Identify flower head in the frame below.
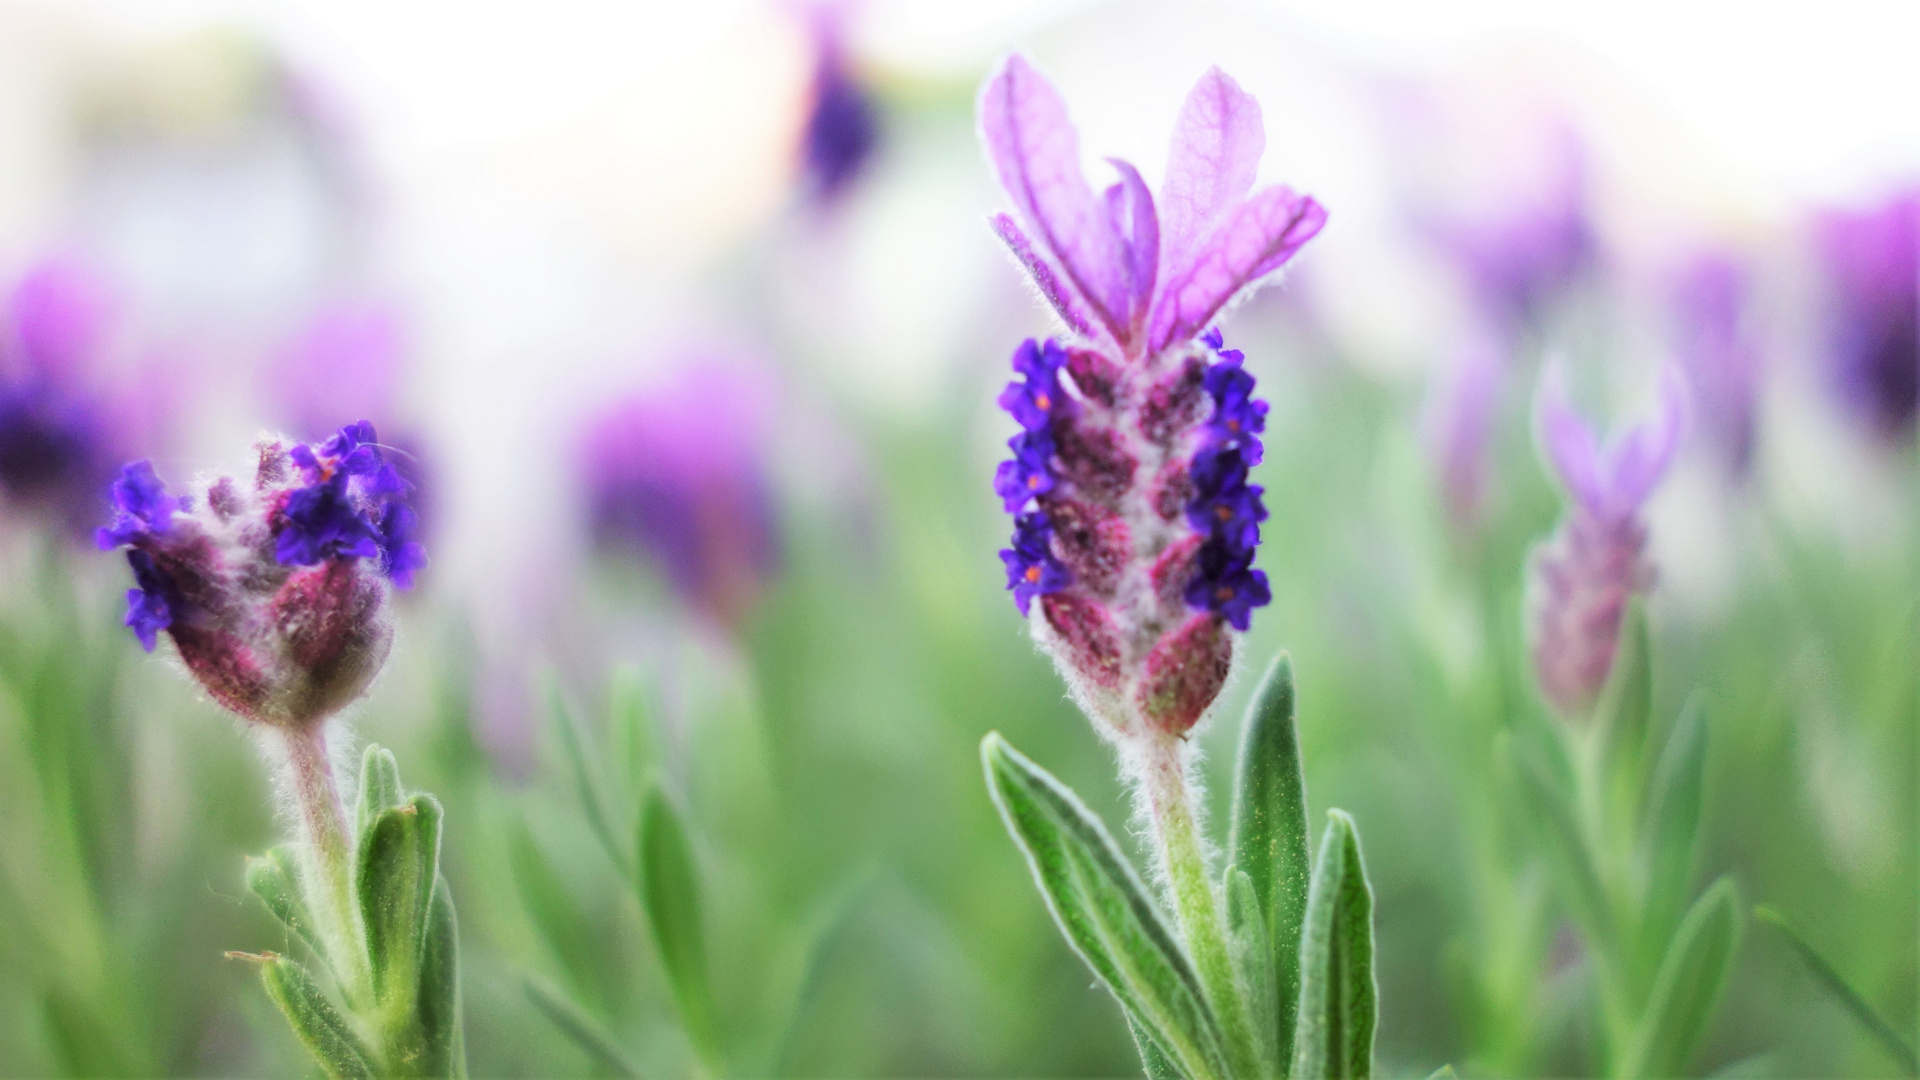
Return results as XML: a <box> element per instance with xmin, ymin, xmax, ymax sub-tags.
<box><xmin>1528</xmin><ymin>370</ymin><xmax>1683</xmax><ymax>715</ymax></box>
<box><xmin>1812</xmin><ymin>189</ymin><xmax>1917</xmax><ymax>443</ymax></box>
<box><xmin>979</xmin><ymin>57</ymin><xmax>1320</xmax><ymax>741</ymax></box>
<box><xmin>96</xmin><ymin>421</ymin><xmax>424</xmax><ymax>728</ymax></box>
<box><xmin>797</xmin><ymin>3</ymin><xmax>880</xmax><ymax>203</ymax></box>
<box><xmin>0</xmin><ymin>259</ymin><xmax>122</xmax><ymax>527</ymax></box>
<box><xmin>1672</xmin><ymin>252</ymin><xmax>1761</xmax><ymax>476</ymax></box>
<box><xmin>580</xmin><ymin>359</ymin><xmax>782</xmax><ymax>631</ymax></box>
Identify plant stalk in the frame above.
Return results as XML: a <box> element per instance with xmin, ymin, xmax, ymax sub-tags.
<box><xmin>1139</xmin><ymin>733</ymin><xmax>1264</xmax><ymax>1079</ymax></box>
<box><xmin>281</xmin><ymin>725</ymin><xmax>368</xmax><ymax>1001</ymax></box>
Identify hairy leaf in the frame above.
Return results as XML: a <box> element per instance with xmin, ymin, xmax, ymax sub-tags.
<box><xmin>254</xmin><ymin>953</ymin><xmax>376</xmax><ymax>1080</ymax></box>
<box><xmin>356</xmin><ymin>745</ymin><xmax>406</xmax><ymax>839</ymax></box>
<box><xmin>358</xmin><ymin>795</ymin><xmax>443</xmax><ymax>1008</ymax></box>
<box><xmin>1291</xmin><ymin>811</ymin><xmax>1376</xmax><ymax>1080</ymax></box>
<box><xmin>1225</xmin><ymin>863</ymin><xmax>1280</xmax><ymax>1076</ymax></box>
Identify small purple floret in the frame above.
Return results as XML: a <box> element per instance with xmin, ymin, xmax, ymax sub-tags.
<box><xmin>96</xmin><ymin>460</ymin><xmax>178</xmax><ymax>549</ymax></box>
<box><xmin>272</xmin><ymin>420</ymin><xmax>423</xmax><ymax>585</ymax></box>
<box><xmin>1001</xmin><ymin>512</ymin><xmax>1071</xmax><ymax>616</ymax></box>
<box><xmin>1181</xmin><ymin>329</ymin><xmax>1271</xmax><ymax>626</ymax></box>
<box><xmin>123</xmin><ymin>548</ymin><xmax>175</xmax><ymax>652</ymax></box>
<box><xmin>378</xmin><ymin>502</ymin><xmax>426</xmax><ymax>590</ymax></box>
<box><xmin>1183</xmin><ymin>537</ymin><xmax>1271</xmax><ymax>632</ymax></box>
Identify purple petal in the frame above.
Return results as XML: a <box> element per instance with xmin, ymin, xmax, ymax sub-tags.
<box><xmin>1149</xmin><ymin>186</ymin><xmax>1327</xmax><ymax>351</ymax></box>
<box><xmin>1535</xmin><ymin>370</ymin><xmax>1605</xmax><ymax>511</ymax></box>
<box><xmin>978</xmin><ymin>55</ymin><xmax>1129</xmax><ymax>340</ymax></box>
<box><xmin>10</xmin><ymin>258</ymin><xmax>110</xmax><ymax>377</ymax></box>
<box><xmin>989</xmin><ymin>213</ymin><xmax>1093</xmax><ymax>337</ymax></box>
<box><xmin>1104</xmin><ymin>158</ymin><xmax>1160</xmax><ymax>327</ymax></box>
<box><xmin>1159</xmin><ymin>66</ymin><xmax>1265</xmax><ymax>276</ymax></box>
<box><xmin>1605</xmin><ymin>368</ymin><xmax>1686</xmax><ymax>509</ymax></box>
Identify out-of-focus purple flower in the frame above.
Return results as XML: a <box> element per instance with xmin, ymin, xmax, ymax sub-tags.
<box><xmin>1672</xmin><ymin>252</ymin><xmax>1761</xmax><ymax>475</ymax></box>
<box><xmin>1528</xmin><ymin>370</ymin><xmax>1684</xmax><ymax>716</ymax></box>
<box><xmin>0</xmin><ymin>259</ymin><xmax>119</xmax><ymax>524</ymax></box>
<box><xmin>1424</xmin><ymin>338</ymin><xmax>1503</xmax><ymax>533</ymax></box>
<box><xmin>1812</xmin><ymin>189</ymin><xmax>1918</xmax><ymax>442</ymax></box>
<box><xmin>580</xmin><ymin>360</ymin><xmax>782</xmax><ymax>632</ymax></box>
<box><xmin>96</xmin><ymin>422</ymin><xmax>423</xmax><ymax>726</ymax></box>
<box><xmin>797</xmin><ymin>4</ymin><xmax>880</xmax><ymax>204</ymax></box>
<box><xmin>980</xmin><ymin>58</ymin><xmax>1320</xmax><ymax>740</ymax></box>
<box><xmin>1436</xmin><ymin>134</ymin><xmax>1592</xmax><ymax>332</ymax></box>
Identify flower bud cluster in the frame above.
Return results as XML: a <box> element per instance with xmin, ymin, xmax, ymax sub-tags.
<box><xmin>996</xmin><ymin>330</ymin><xmax>1272</xmax><ymax>739</ymax></box>
<box><xmin>96</xmin><ymin>421</ymin><xmax>424</xmax><ymax>728</ymax></box>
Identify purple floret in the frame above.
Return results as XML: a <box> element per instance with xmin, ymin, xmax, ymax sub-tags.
<box><xmin>96</xmin><ymin>460</ymin><xmax>178</xmax><ymax>549</ymax></box>
<box><xmin>276</xmin><ymin>471</ymin><xmax>382</xmax><ymax>566</ymax></box>
<box><xmin>1001</xmin><ymin>511</ymin><xmax>1071</xmax><ymax>616</ymax></box>
<box><xmin>378</xmin><ymin>502</ymin><xmax>427</xmax><ymax>589</ymax></box>
<box><xmin>998</xmin><ymin>338</ymin><xmax>1072</xmax><ymax>432</ymax></box>
<box><xmin>123</xmin><ymin>548</ymin><xmax>176</xmax><ymax>651</ymax></box>
<box><xmin>994</xmin><ymin>430</ymin><xmax>1057</xmax><ymax>513</ymax></box>
<box><xmin>1184</xmin><ymin>537</ymin><xmax>1271</xmax><ymax>631</ymax></box>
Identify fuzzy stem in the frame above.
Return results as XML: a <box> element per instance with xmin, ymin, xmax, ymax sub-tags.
<box><xmin>282</xmin><ymin>726</ymin><xmax>368</xmax><ymax>1002</ymax></box>
<box><xmin>1139</xmin><ymin>734</ymin><xmax>1264</xmax><ymax>1079</ymax></box>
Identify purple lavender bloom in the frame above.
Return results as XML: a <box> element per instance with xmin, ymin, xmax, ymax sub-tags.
<box><xmin>1423</xmin><ymin>337</ymin><xmax>1503</xmax><ymax>533</ymax></box>
<box><xmin>580</xmin><ymin>359</ymin><xmax>783</xmax><ymax>631</ymax></box>
<box><xmin>0</xmin><ymin>260</ymin><xmax>119</xmax><ymax>522</ymax></box>
<box><xmin>798</xmin><ymin>5</ymin><xmax>879</xmax><ymax>204</ymax></box>
<box><xmin>96</xmin><ymin>427</ymin><xmax>421</xmax><ymax>726</ymax></box>
<box><xmin>1001</xmin><ymin>512</ymin><xmax>1071</xmax><ymax>616</ymax></box>
<box><xmin>980</xmin><ymin>58</ymin><xmax>1320</xmax><ymax>739</ymax></box>
<box><xmin>1672</xmin><ymin>253</ymin><xmax>1761</xmax><ymax>475</ymax></box>
<box><xmin>1529</xmin><ymin>370</ymin><xmax>1684</xmax><ymax>716</ymax></box>
<box><xmin>1812</xmin><ymin>189</ymin><xmax>1918</xmax><ymax>442</ymax></box>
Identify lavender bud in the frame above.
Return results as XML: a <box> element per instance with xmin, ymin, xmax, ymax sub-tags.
<box><xmin>97</xmin><ymin>422</ymin><xmax>424</xmax><ymax>729</ymax></box>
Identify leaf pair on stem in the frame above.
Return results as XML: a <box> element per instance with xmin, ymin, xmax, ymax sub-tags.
<box><xmin>985</xmin><ymin>653</ymin><xmax>1379</xmax><ymax>1079</ymax></box>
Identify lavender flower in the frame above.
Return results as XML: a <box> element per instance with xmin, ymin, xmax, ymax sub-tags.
<box><xmin>580</xmin><ymin>360</ymin><xmax>782</xmax><ymax>631</ymax></box>
<box><xmin>797</xmin><ymin>3</ymin><xmax>879</xmax><ymax>204</ymax></box>
<box><xmin>1528</xmin><ymin>371</ymin><xmax>1683</xmax><ymax>716</ymax></box>
<box><xmin>1812</xmin><ymin>189</ymin><xmax>1918</xmax><ymax>442</ymax></box>
<box><xmin>1423</xmin><ymin>337</ymin><xmax>1503</xmax><ymax>532</ymax></box>
<box><xmin>981</xmin><ymin>57</ymin><xmax>1324</xmax><ymax>739</ymax></box>
<box><xmin>1672</xmin><ymin>252</ymin><xmax>1761</xmax><ymax>476</ymax></box>
<box><xmin>95</xmin><ymin>421</ymin><xmax>423</xmax><ymax>727</ymax></box>
<box><xmin>0</xmin><ymin>259</ymin><xmax>117</xmax><ymax>524</ymax></box>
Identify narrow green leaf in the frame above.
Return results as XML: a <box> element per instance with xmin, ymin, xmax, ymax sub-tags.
<box><xmin>507</xmin><ymin>816</ymin><xmax>606</xmax><ymax>1000</ymax></box>
<box><xmin>415</xmin><ymin>876</ymin><xmax>468</xmax><ymax>1079</ymax></box>
<box><xmin>1597</xmin><ymin>599</ymin><xmax>1652</xmax><ymax>797</ymax></box>
<box><xmin>549</xmin><ymin>677</ymin><xmax>632</xmax><ymax>881</ymax></box>
<box><xmin>357</xmin><ymin>745</ymin><xmax>406</xmax><ymax>838</ymax></box>
<box><xmin>1290</xmin><ymin>810</ymin><xmax>1376</xmax><ymax>1080</ymax></box>
<box><xmin>982</xmin><ymin>733</ymin><xmax>1229</xmax><ymax>1080</ymax></box>
<box><xmin>1508</xmin><ymin>735</ymin><xmax>1615</xmax><ymax>948</ymax></box>
<box><xmin>1755</xmin><ymin>906</ymin><xmax>1919</xmax><ymax>1076</ymax></box>
<box><xmin>637</xmin><ymin>786</ymin><xmax>717</xmax><ymax>1057</ymax></box>
<box><xmin>247</xmin><ymin>845</ymin><xmax>330</xmax><ymax>966</ymax></box>
<box><xmin>1227</xmin><ymin>651</ymin><xmax>1311</xmax><ymax>1066</ymax></box>
<box><xmin>1128</xmin><ymin>1014</ymin><xmax>1188</xmax><ymax>1080</ymax></box>
<box><xmin>1639</xmin><ymin>696</ymin><xmax>1707</xmax><ymax>955</ymax></box>
<box><xmin>357</xmin><ymin>795</ymin><xmax>443</xmax><ymax>1007</ymax></box>
<box><xmin>526</xmin><ymin>975</ymin><xmax>643</xmax><ymax>1079</ymax></box>
<box><xmin>1625</xmin><ymin>877</ymin><xmax>1742</xmax><ymax>1079</ymax></box>
<box><xmin>1225</xmin><ymin>864</ymin><xmax>1280</xmax><ymax>1077</ymax></box>
<box><xmin>252</xmin><ymin>952</ymin><xmax>377</xmax><ymax>1080</ymax></box>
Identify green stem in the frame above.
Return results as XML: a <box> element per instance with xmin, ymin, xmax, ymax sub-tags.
<box><xmin>1139</xmin><ymin>734</ymin><xmax>1264</xmax><ymax>1079</ymax></box>
<box><xmin>282</xmin><ymin>725</ymin><xmax>368</xmax><ymax>1003</ymax></box>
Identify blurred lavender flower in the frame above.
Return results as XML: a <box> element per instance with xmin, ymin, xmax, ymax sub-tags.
<box><xmin>95</xmin><ymin>421</ymin><xmax>422</xmax><ymax>726</ymax></box>
<box><xmin>980</xmin><ymin>57</ymin><xmax>1323</xmax><ymax>740</ymax></box>
<box><xmin>0</xmin><ymin>259</ymin><xmax>120</xmax><ymax>530</ymax></box>
<box><xmin>1812</xmin><ymin>189</ymin><xmax>1918</xmax><ymax>442</ymax></box>
<box><xmin>1672</xmin><ymin>252</ymin><xmax>1761</xmax><ymax>476</ymax></box>
<box><xmin>1423</xmin><ymin>336</ymin><xmax>1503</xmax><ymax>532</ymax></box>
<box><xmin>270</xmin><ymin>301</ymin><xmax>436</xmax><ymax>539</ymax></box>
<box><xmin>1528</xmin><ymin>370</ymin><xmax>1684</xmax><ymax>716</ymax></box>
<box><xmin>580</xmin><ymin>360</ymin><xmax>782</xmax><ymax>632</ymax></box>
<box><xmin>1436</xmin><ymin>129</ymin><xmax>1592</xmax><ymax>333</ymax></box>
<box><xmin>796</xmin><ymin>3</ymin><xmax>879</xmax><ymax>205</ymax></box>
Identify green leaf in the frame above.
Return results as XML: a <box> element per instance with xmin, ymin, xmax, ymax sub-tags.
<box><xmin>1290</xmin><ymin>810</ymin><xmax>1376</xmax><ymax>1080</ymax></box>
<box><xmin>1624</xmin><ymin>877</ymin><xmax>1742</xmax><ymax>1079</ymax></box>
<box><xmin>1227</xmin><ymin>651</ymin><xmax>1311</xmax><ymax>1066</ymax></box>
<box><xmin>1597</xmin><ymin>599</ymin><xmax>1652</xmax><ymax>798</ymax></box>
<box><xmin>1639</xmin><ymin>696</ymin><xmax>1707</xmax><ymax>958</ymax></box>
<box><xmin>1128</xmin><ymin>1015</ymin><xmax>1187</xmax><ymax>1080</ymax></box>
<box><xmin>1755</xmin><ymin>905</ymin><xmax>1919</xmax><ymax>1076</ymax></box>
<box><xmin>982</xmin><ymin>733</ymin><xmax>1228</xmax><ymax>1080</ymax></box>
<box><xmin>252</xmin><ymin>952</ymin><xmax>377</xmax><ymax>1080</ymax></box>
<box><xmin>247</xmin><ymin>845</ymin><xmax>334</xmax><ymax>972</ymax></box>
<box><xmin>1225</xmin><ymin>864</ymin><xmax>1280</xmax><ymax>1077</ymax></box>
<box><xmin>637</xmin><ymin>786</ymin><xmax>718</xmax><ymax>1058</ymax></box>
<box><xmin>415</xmin><ymin>875</ymin><xmax>467</xmax><ymax>1079</ymax></box>
<box><xmin>550</xmin><ymin>678</ymin><xmax>632</xmax><ymax>882</ymax></box>
<box><xmin>526</xmin><ymin>975</ymin><xmax>644</xmax><ymax>1079</ymax></box>
<box><xmin>357</xmin><ymin>794</ymin><xmax>444</xmax><ymax>1008</ymax></box>
<box><xmin>1425</xmin><ymin>1068</ymin><xmax>1458</xmax><ymax>1080</ymax></box>
<box><xmin>507</xmin><ymin>816</ymin><xmax>607</xmax><ymax>1002</ymax></box>
<box><xmin>357</xmin><ymin>745</ymin><xmax>407</xmax><ymax>838</ymax></box>
<box><xmin>1507</xmin><ymin>733</ymin><xmax>1615</xmax><ymax>948</ymax></box>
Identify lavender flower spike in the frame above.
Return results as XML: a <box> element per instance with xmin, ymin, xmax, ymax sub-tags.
<box><xmin>1529</xmin><ymin>368</ymin><xmax>1684</xmax><ymax>716</ymax></box>
<box><xmin>1812</xmin><ymin>188</ymin><xmax>1918</xmax><ymax>443</ymax></box>
<box><xmin>96</xmin><ymin>422</ymin><xmax>424</xmax><ymax>727</ymax></box>
<box><xmin>981</xmin><ymin>57</ymin><xmax>1324</xmax><ymax>742</ymax></box>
